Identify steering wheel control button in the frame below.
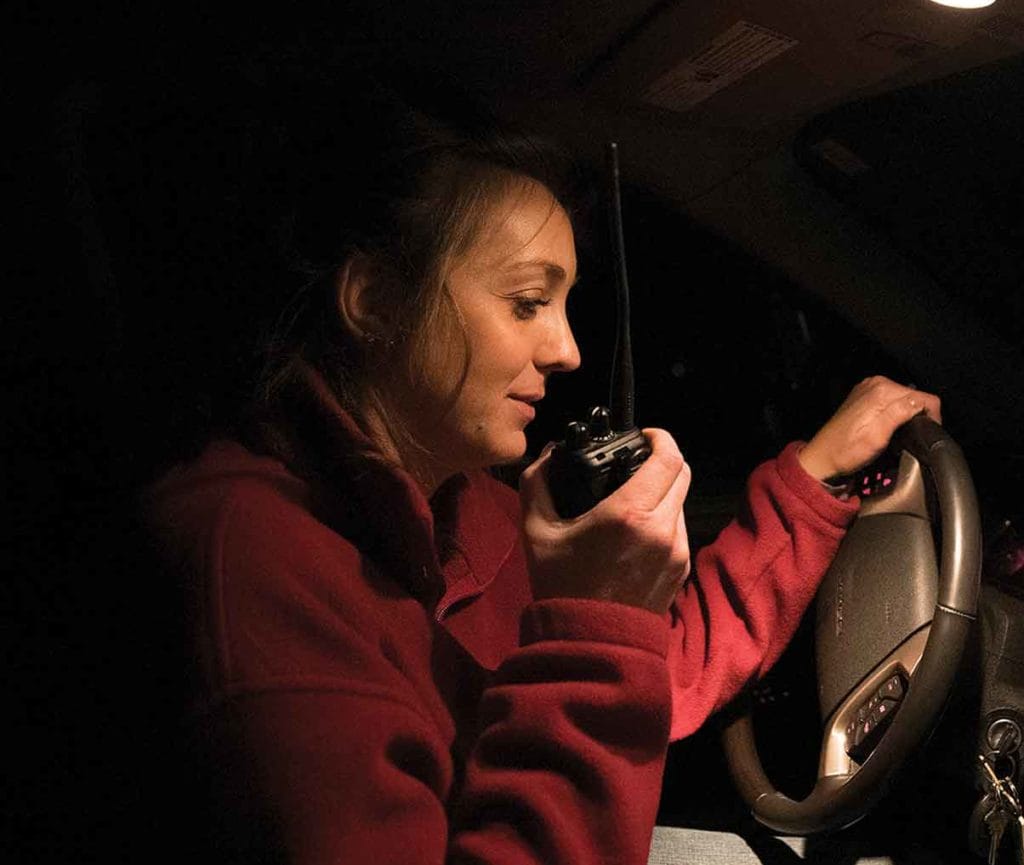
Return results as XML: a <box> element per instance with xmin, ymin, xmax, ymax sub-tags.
<box><xmin>845</xmin><ymin>672</ymin><xmax>908</xmax><ymax>762</ymax></box>
<box><xmin>849</xmin><ymin>708</ymin><xmax>890</xmax><ymax>762</ymax></box>
<box><xmin>879</xmin><ymin>674</ymin><xmax>905</xmax><ymax>700</ymax></box>
<box><xmin>856</xmin><ymin>455</ymin><xmax>900</xmax><ymax>499</ymax></box>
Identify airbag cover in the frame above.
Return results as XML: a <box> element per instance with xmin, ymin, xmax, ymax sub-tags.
<box><xmin>815</xmin><ymin>514</ymin><xmax>938</xmax><ymax>719</ymax></box>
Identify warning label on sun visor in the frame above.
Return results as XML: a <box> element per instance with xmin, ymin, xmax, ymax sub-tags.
<box><xmin>644</xmin><ymin>21</ymin><xmax>798</xmax><ymax>112</ymax></box>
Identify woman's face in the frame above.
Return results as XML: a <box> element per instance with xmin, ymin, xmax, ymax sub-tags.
<box><xmin>394</xmin><ymin>181</ymin><xmax>580</xmax><ymax>483</ymax></box>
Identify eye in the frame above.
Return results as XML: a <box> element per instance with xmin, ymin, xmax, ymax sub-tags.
<box><xmin>511</xmin><ymin>297</ymin><xmax>551</xmax><ymax>321</ymax></box>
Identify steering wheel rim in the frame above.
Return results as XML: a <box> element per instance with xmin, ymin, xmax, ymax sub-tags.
<box><xmin>722</xmin><ymin>416</ymin><xmax>982</xmax><ymax>834</ymax></box>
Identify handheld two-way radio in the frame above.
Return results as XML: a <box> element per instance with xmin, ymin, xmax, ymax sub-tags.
<box><xmin>547</xmin><ymin>142</ymin><xmax>651</xmax><ymax>519</ymax></box>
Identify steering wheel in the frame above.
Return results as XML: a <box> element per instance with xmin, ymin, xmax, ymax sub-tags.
<box><xmin>721</xmin><ymin>416</ymin><xmax>982</xmax><ymax>834</ymax></box>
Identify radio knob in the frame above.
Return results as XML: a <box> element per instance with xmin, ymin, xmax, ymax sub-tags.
<box><xmin>565</xmin><ymin>421</ymin><xmax>591</xmax><ymax>450</ymax></box>
<box><xmin>588</xmin><ymin>406</ymin><xmax>612</xmax><ymax>440</ymax></box>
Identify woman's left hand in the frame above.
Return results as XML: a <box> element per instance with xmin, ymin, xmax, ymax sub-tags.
<box><xmin>798</xmin><ymin>376</ymin><xmax>942</xmax><ymax>483</ymax></box>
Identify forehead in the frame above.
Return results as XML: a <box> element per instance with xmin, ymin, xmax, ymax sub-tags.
<box><xmin>460</xmin><ymin>180</ymin><xmax>576</xmax><ymax>274</ymax></box>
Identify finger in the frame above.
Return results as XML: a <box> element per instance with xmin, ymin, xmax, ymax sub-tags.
<box><xmin>649</xmin><ymin>451</ymin><xmax>692</xmax><ymax>523</ymax></box>
<box><xmin>881</xmin><ymin>393</ymin><xmax>925</xmax><ymax>432</ymax></box>
<box><xmin>653</xmin><ymin>510</ymin><xmax>692</xmax><ymax>602</ymax></box>
<box><xmin>870</xmin><ymin>378</ymin><xmax>939</xmax><ymax>419</ymax></box>
<box><xmin>915</xmin><ymin>391</ymin><xmax>942</xmax><ymax>423</ymax></box>
<box><xmin>887</xmin><ymin>380</ymin><xmax>940</xmax><ymax>423</ymax></box>
<box><xmin>882</xmin><ymin>389</ymin><xmax>941</xmax><ymax>431</ymax></box>
<box><xmin>674</xmin><ymin>508</ymin><xmax>691</xmax><ymax>581</ymax></box>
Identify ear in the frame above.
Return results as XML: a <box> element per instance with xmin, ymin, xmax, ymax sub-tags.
<box><xmin>335</xmin><ymin>254</ymin><xmax>389</xmax><ymax>341</ymax></box>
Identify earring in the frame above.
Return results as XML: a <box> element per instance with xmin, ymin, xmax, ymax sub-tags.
<box><xmin>364</xmin><ymin>331</ymin><xmax>396</xmax><ymax>349</ymax></box>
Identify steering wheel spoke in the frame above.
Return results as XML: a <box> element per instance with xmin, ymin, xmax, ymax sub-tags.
<box><xmin>820</xmin><ymin>627</ymin><xmax>929</xmax><ymax>778</ymax></box>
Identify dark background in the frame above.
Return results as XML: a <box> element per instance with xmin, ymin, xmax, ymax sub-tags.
<box><xmin>9</xmin><ymin>4</ymin><xmax>1024</xmax><ymax>861</ymax></box>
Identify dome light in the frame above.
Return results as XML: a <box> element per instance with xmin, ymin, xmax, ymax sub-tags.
<box><xmin>928</xmin><ymin>0</ymin><xmax>996</xmax><ymax>8</ymax></box>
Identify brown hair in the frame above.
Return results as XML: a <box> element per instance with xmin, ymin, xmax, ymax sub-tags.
<box><xmin>247</xmin><ymin>92</ymin><xmax>578</xmax><ymax>469</ymax></box>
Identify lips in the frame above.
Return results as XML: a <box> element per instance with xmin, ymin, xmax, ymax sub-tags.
<box><xmin>509</xmin><ymin>394</ymin><xmax>542</xmax><ymax>422</ymax></box>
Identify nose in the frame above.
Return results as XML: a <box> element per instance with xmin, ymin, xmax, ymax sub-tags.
<box><xmin>537</xmin><ymin>306</ymin><xmax>581</xmax><ymax>374</ymax></box>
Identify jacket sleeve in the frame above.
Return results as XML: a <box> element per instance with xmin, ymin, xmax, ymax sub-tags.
<box><xmin>451</xmin><ymin>599</ymin><xmax>671</xmax><ymax>865</ymax></box>
<box><xmin>188</xmin><ymin>490</ymin><xmax>674</xmax><ymax>865</ymax></box>
<box><xmin>666</xmin><ymin>442</ymin><xmax>859</xmax><ymax>740</ymax></box>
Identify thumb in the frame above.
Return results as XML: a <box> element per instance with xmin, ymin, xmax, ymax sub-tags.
<box><xmin>518</xmin><ymin>443</ymin><xmax>560</xmax><ymax>521</ymax></box>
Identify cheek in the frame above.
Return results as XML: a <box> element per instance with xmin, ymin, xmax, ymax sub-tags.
<box><xmin>408</xmin><ymin>319</ymin><xmax>471</xmax><ymax>402</ymax></box>
<box><xmin>421</xmin><ymin>305</ymin><xmax>534</xmax><ymax>426</ymax></box>
<box><xmin>468</xmin><ymin>335</ymin><xmax>529</xmax><ymax>398</ymax></box>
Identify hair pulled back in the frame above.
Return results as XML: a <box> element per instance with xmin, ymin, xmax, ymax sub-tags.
<box><xmin>245</xmin><ymin>84</ymin><xmax>579</xmax><ymax>459</ymax></box>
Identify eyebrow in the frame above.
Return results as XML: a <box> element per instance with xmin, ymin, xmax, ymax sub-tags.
<box><xmin>504</xmin><ymin>260</ymin><xmax>579</xmax><ymax>286</ymax></box>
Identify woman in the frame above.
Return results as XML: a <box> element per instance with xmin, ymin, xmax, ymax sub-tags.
<box><xmin>146</xmin><ymin>94</ymin><xmax>940</xmax><ymax>864</ymax></box>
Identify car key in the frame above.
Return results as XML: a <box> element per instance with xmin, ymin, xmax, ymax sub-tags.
<box><xmin>980</xmin><ymin>753</ymin><xmax>1024</xmax><ymax>864</ymax></box>
<box><xmin>985</xmin><ymin>799</ymin><xmax>1011</xmax><ymax>865</ymax></box>
<box><xmin>1002</xmin><ymin>778</ymin><xmax>1024</xmax><ymax>865</ymax></box>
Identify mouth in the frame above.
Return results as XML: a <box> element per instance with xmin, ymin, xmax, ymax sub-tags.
<box><xmin>508</xmin><ymin>394</ymin><xmax>542</xmax><ymax>421</ymax></box>
<box><xmin>509</xmin><ymin>393</ymin><xmax>544</xmax><ymax>405</ymax></box>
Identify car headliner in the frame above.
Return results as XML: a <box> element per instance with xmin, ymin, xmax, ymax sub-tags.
<box><xmin>28</xmin><ymin>1</ymin><xmax>1024</xmax><ymax>433</ymax></box>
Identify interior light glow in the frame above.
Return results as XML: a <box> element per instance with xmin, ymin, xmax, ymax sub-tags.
<box><xmin>928</xmin><ymin>0</ymin><xmax>996</xmax><ymax>8</ymax></box>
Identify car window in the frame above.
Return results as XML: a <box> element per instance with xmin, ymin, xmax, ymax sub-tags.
<box><xmin>795</xmin><ymin>54</ymin><xmax>1024</xmax><ymax>351</ymax></box>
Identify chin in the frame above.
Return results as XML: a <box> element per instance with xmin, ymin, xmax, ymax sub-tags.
<box><xmin>482</xmin><ymin>431</ymin><xmax>528</xmax><ymax>467</ymax></box>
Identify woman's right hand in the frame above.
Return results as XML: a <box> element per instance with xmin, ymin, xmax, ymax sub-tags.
<box><xmin>519</xmin><ymin>428</ymin><xmax>691</xmax><ymax>615</ymax></box>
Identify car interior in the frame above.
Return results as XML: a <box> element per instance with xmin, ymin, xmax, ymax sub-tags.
<box><xmin>13</xmin><ymin>1</ymin><xmax>1024</xmax><ymax>862</ymax></box>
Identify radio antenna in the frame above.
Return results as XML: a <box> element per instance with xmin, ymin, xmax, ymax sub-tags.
<box><xmin>607</xmin><ymin>141</ymin><xmax>635</xmax><ymax>430</ymax></box>
<box><xmin>545</xmin><ymin>141</ymin><xmax>650</xmax><ymax>518</ymax></box>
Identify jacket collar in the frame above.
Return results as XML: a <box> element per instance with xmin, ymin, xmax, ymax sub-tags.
<box><xmin>251</xmin><ymin>362</ymin><xmax>519</xmax><ymax>610</ymax></box>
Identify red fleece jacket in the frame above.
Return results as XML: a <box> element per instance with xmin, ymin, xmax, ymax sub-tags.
<box><xmin>146</xmin><ymin>367</ymin><xmax>856</xmax><ymax>865</ymax></box>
